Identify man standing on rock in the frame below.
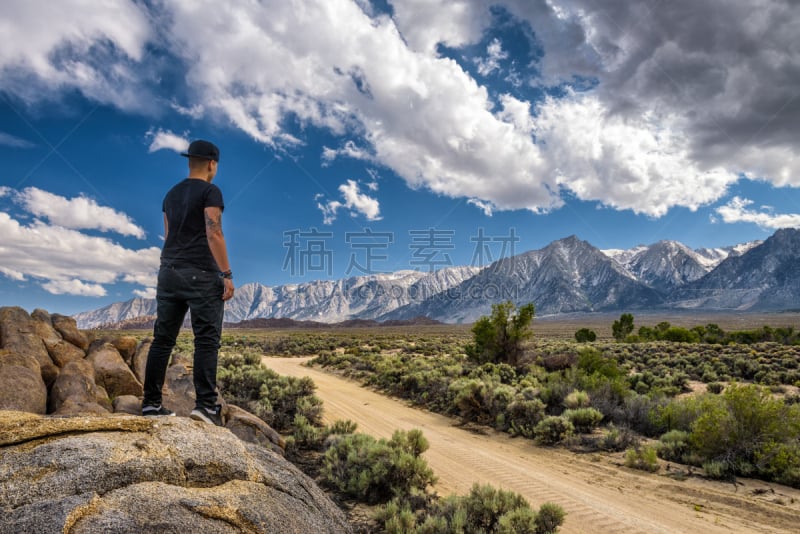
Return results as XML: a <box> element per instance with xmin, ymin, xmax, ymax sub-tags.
<box><xmin>142</xmin><ymin>139</ymin><xmax>234</xmax><ymax>426</ymax></box>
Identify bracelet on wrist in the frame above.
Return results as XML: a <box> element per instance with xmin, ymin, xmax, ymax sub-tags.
<box><xmin>220</xmin><ymin>270</ymin><xmax>233</xmax><ymax>279</ymax></box>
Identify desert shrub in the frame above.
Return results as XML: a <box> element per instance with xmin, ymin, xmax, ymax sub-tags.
<box><xmin>706</xmin><ymin>382</ymin><xmax>724</xmax><ymax>394</ymax></box>
<box><xmin>534</xmin><ymin>502</ymin><xmax>567</xmax><ymax>534</ymax></box>
<box><xmin>657</xmin><ymin>430</ymin><xmax>692</xmax><ymax>463</ymax></box>
<box><xmin>321</xmin><ymin>429</ymin><xmax>436</xmax><ymax>504</ymax></box>
<box><xmin>466</xmin><ymin>301</ymin><xmax>535</xmax><ymax>367</ymax></box>
<box><xmin>651</xmin><ymin>395</ymin><xmax>705</xmax><ymax>434</ymax></box>
<box><xmin>534</xmin><ymin>416</ymin><xmax>574</xmax><ymax>445</ymax></box>
<box><xmin>448</xmin><ymin>378</ymin><xmax>488</xmax><ymax>421</ymax></box>
<box><xmin>624</xmin><ymin>445</ymin><xmax>660</xmax><ymax>472</ymax></box>
<box><xmin>563</xmin><ymin>390</ymin><xmax>590</xmax><ymax>409</ymax></box>
<box><xmin>661</xmin><ymin>327</ymin><xmax>699</xmax><ymax>343</ymax></box>
<box><xmin>689</xmin><ymin>384</ymin><xmax>800</xmax><ymax>484</ymax></box>
<box><xmin>469</xmin><ymin>362</ymin><xmax>517</xmax><ymax>384</ymax></box>
<box><xmin>538</xmin><ymin>377</ymin><xmax>571</xmax><ymax>409</ymax></box>
<box><xmin>381</xmin><ymin>501</ymin><xmax>417</xmax><ymax>534</ymax></box>
<box><xmin>217</xmin><ymin>357</ymin><xmax>321</xmax><ymax>431</ymax></box>
<box><xmin>381</xmin><ymin>484</ymin><xmax>565</xmax><ymax>534</ymax></box>
<box><xmin>487</xmin><ymin>384</ymin><xmax>517</xmax><ymax>424</ymax></box>
<box><xmin>507</xmin><ymin>398</ymin><xmax>547</xmax><ymax>438</ymax></box>
<box><xmin>576</xmin><ymin>348</ymin><xmax>622</xmax><ymax>379</ymax></box>
<box><xmin>574</xmin><ymin>328</ymin><xmax>596</xmax><ymax>343</ymax></box>
<box><xmin>702</xmin><ymin>460</ymin><xmax>731</xmax><ymax>480</ymax></box>
<box><xmin>497</xmin><ymin>507</ymin><xmax>539</xmax><ymax>533</ymax></box>
<box><xmin>599</xmin><ymin>424</ymin><xmax>638</xmax><ymax>452</ymax></box>
<box><xmin>539</xmin><ymin>352</ymin><xmax>578</xmax><ymax>372</ymax></box>
<box><xmin>328</xmin><ymin>419</ymin><xmax>358</xmax><ymax>435</ymax></box>
<box><xmin>562</xmin><ymin>407</ymin><xmax>603</xmax><ymax>433</ymax></box>
<box><xmin>292</xmin><ymin>414</ymin><xmax>325</xmax><ymax>450</ymax></box>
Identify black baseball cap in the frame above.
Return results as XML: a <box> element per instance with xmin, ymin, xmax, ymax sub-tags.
<box><xmin>181</xmin><ymin>139</ymin><xmax>220</xmax><ymax>162</ymax></box>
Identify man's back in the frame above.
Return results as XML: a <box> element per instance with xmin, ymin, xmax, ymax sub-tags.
<box><xmin>161</xmin><ymin>178</ymin><xmax>224</xmax><ymax>271</ymax></box>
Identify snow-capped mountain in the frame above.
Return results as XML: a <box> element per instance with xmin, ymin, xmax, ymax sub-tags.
<box><xmin>380</xmin><ymin>236</ymin><xmax>663</xmax><ymax>323</ymax></box>
<box><xmin>73</xmin><ymin>298</ymin><xmax>157</xmax><ymax>329</ymax></box>
<box><xmin>606</xmin><ymin>241</ymin><xmax>711</xmax><ymax>292</ymax></box>
<box><xmin>669</xmin><ymin>228</ymin><xmax>800</xmax><ymax>310</ymax></box>
<box><xmin>73</xmin><ymin>231</ymin><xmax>796</xmax><ymax>327</ymax></box>
<box><xmin>74</xmin><ymin>266</ymin><xmax>480</xmax><ymax>328</ymax></box>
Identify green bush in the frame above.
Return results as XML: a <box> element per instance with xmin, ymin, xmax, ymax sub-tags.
<box><xmin>507</xmin><ymin>398</ymin><xmax>547</xmax><ymax>438</ymax></box>
<box><xmin>217</xmin><ymin>356</ymin><xmax>322</xmax><ymax>431</ymax></box>
<box><xmin>466</xmin><ymin>301</ymin><xmax>535</xmax><ymax>367</ymax></box>
<box><xmin>292</xmin><ymin>414</ymin><xmax>325</xmax><ymax>450</ymax></box>
<box><xmin>563</xmin><ymin>390</ymin><xmax>590</xmax><ymax>409</ymax></box>
<box><xmin>562</xmin><ymin>407</ymin><xmax>603</xmax><ymax>433</ymax></box>
<box><xmin>535</xmin><ymin>502</ymin><xmax>567</xmax><ymax>534</ymax></box>
<box><xmin>612</xmin><ymin>313</ymin><xmax>634</xmax><ymax>341</ymax></box>
<box><xmin>379</xmin><ymin>484</ymin><xmax>565</xmax><ymax>534</ymax></box>
<box><xmin>702</xmin><ymin>460</ymin><xmax>731</xmax><ymax>480</ymax></box>
<box><xmin>690</xmin><ymin>384</ymin><xmax>800</xmax><ymax>484</ymax></box>
<box><xmin>321</xmin><ymin>429</ymin><xmax>437</xmax><ymax>504</ymax></box>
<box><xmin>624</xmin><ymin>445</ymin><xmax>660</xmax><ymax>472</ymax></box>
<box><xmin>574</xmin><ymin>328</ymin><xmax>597</xmax><ymax>343</ymax></box>
<box><xmin>657</xmin><ymin>430</ymin><xmax>692</xmax><ymax>463</ymax></box>
<box><xmin>706</xmin><ymin>382</ymin><xmax>724</xmax><ymax>394</ymax></box>
<box><xmin>599</xmin><ymin>425</ymin><xmax>638</xmax><ymax>452</ymax></box>
<box><xmin>533</xmin><ymin>416</ymin><xmax>574</xmax><ymax>445</ymax></box>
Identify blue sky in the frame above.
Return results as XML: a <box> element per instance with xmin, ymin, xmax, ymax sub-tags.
<box><xmin>1</xmin><ymin>0</ymin><xmax>799</xmax><ymax>315</ymax></box>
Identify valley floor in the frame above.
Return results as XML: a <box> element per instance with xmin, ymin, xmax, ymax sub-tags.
<box><xmin>266</xmin><ymin>356</ymin><xmax>800</xmax><ymax>534</ymax></box>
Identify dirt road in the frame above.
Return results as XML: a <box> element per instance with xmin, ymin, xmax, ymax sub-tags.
<box><xmin>265</xmin><ymin>357</ymin><xmax>800</xmax><ymax>533</ymax></box>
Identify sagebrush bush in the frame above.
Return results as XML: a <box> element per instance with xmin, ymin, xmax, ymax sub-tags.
<box><xmin>657</xmin><ymin>430</ymin><xmax>691</xmax><ymax>464</ymax></box>
<box><xmin>386</xmin><ymin>483</ymin><xmax>566</xmax><ymax>534</ymax></box>
<box><xmin>321</xmin><ymin>429</ymin><xmax>436</xmax><ymax>504</ymax></box>
<box><xmin>533</xmin><ymin>416</ymin><xmax>574</xmax><ymax>445</ymax></box>
<box><xmin>563</xmin><ymin>390</ymin><xmax>590</xmax><ymax>409</ymax></box>
<box><xmin>507</xmin><ymin>398</ymin><xmax>546</xmax><ymax>438</ymax></box>
<box><xmin>535</xmin><ymin>502</ymin><xmax>567</xmax><ymax>534</ymax></box>
<box><xmin>599</xmin><ymin>424</ymin><xmax>638</xmax><ymax>452</ymax></box>
<box><xmin>562</xmin><ymin>407</ymin><xmax>603</xmax><ymax>433</ymax></box>
<box><xmin>624</xmin><ymin>445</ymin><xmax>660</xmax><ymax>472</ymax></box>
<box><xmin>217</xmin><ymin>355</ymin><xmax>322</xmax><ymax>431</ymax></box>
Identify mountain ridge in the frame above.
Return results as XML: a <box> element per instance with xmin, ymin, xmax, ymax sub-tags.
<box><xmin>74</xmin><ymin>231</ymin><xmax>791</xmax><ymax>327</ymax></box>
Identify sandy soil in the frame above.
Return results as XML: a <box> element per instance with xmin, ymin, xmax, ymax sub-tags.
<box><xmin>265</xmin><ymin>356</ymin><xmax>800</xmax><ymax>534</ymax></box>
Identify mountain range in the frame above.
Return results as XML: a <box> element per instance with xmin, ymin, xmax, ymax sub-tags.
<box><xmin>73</xmin><ymin>229</ymin><xmax>800</xmax><ymax>328</ymax></box>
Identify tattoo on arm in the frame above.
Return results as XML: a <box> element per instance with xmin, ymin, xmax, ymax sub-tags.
<box><xmin>205</xmin><ymin>211</ymin><xmax>223</xmax><ymax>236</ymax></box>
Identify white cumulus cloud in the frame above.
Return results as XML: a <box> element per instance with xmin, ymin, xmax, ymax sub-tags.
<box><xmin>41</xmin><ymin>279</ymin><xmax>107</xmax><ymax>297</ymax></box>
<box><xmin>13</xmin><ymin>187</ymin><xmax>146</xmax><ymax>238</ymax></box>
<box><xmin>715</xmin><ymin>197</ymin><xmax>800</xmax><ymax>230</ymax></box>
<box><xmin>316</xmin><ymin>179</ymin><xmax>381</xmax><ymax>224</ymax></box>
<box><xmin>147</xmin><ymin>128</ymin><xmax>190</xmax><ymax>154</ymax></box>
<box><xmin>2</xmin><ymin>0</ymin><xmax>799</xmax><ymax>221</ymax></box>
<box><xmin>0</xmin><ymin>0</ymin><xmax>153</xmax><ymax>110</ymax></box>
<box><xmin>0</xmin><ymin>188</ymin><xmax>158</xmax><ymax>297</ymax></box>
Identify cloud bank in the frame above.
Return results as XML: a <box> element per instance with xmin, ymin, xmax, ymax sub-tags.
<box><xmin>0</xmin><ymin>188</ymin><xmax>158</xmax><ymax>296</ymax></box>
<box><xmin>1</xmin><ymin>0</ymin><xmax>798</xmax><ymax>221</ymax></box>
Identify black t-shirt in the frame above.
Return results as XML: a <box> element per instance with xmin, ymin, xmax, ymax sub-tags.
<box><xmin>161</xmin><ymin>178</ymin><xmax>224</xmax><ymax>271</ymax></box>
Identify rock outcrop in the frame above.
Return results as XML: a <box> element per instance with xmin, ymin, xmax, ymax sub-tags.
<box><xmin>0</xmin><ymin>306</ymin><xmax>343</xmax><ymax>533</ymax></box>
<box><xmin>0</xmin><ymin>305</ymin><xmax>285</xmax><ymax>450</ymax></box>
<box><xmin>0</xmin><ymin>411</ymin><xmax>351</xmax><ymax>533</ymax></box>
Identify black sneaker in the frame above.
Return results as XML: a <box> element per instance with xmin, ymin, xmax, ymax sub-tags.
<box><xmin>190</xmin><ymin>405</ymin><xmax>224</xmax><ymax>426</ymax></box>
<box><xmin>142</xmin><ymin>404</ymin><xmax>176</xmax><ymax>417</ymax></box>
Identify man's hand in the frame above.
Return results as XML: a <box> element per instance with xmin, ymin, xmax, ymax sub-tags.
<box><xmin>222</xmin><ymin>278</ymin><xmax>235</xmax><ymax>301</ymax></box>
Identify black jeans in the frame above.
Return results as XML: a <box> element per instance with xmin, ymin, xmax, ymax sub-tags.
<box><xmin>143</xmin><ymin>264</ymin><xmax>224</xmax><ymax>410</ymax></box>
